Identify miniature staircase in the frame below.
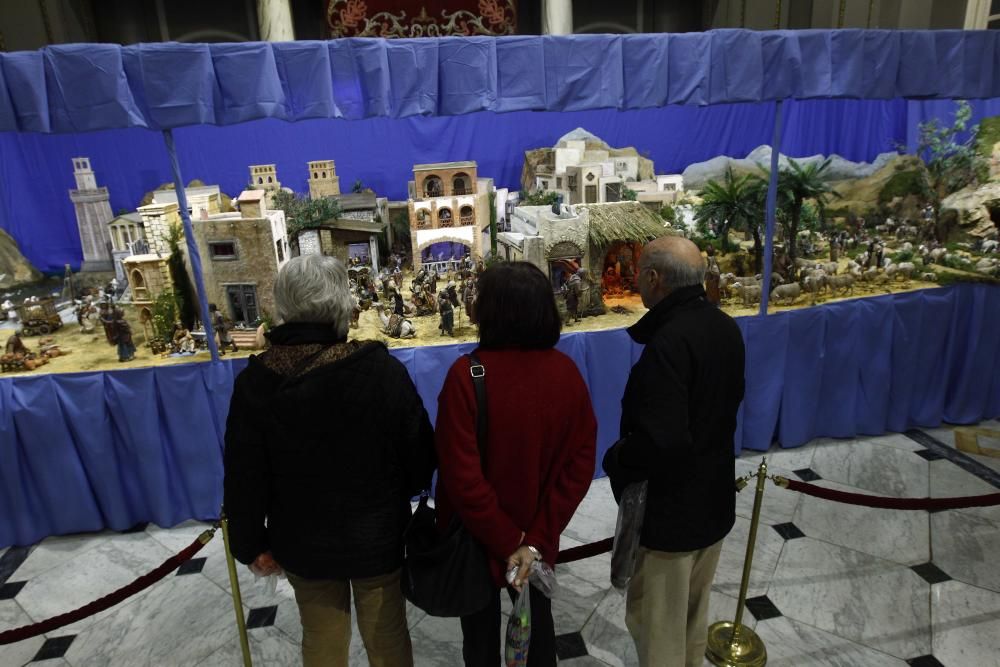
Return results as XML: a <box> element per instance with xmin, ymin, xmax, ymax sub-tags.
<box><xmin>229</xmin><ymin>330</ymin><xmax>260</xmax><ymax>350</ymax></box>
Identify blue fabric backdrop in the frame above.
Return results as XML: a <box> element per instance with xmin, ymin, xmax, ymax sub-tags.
<box><xmin>0</xmin><ymin>98</ymin><xmax>909</xmax><ymax>273</ymax></box>
<box><xmin>2</xmin><ymin>284</ymin><xmax>998</xmax><ymax>548</ymax></box>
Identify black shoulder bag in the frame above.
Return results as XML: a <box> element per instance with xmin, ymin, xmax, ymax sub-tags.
<box><xmin>401</xmin><ymin>353</ymin><xmax>495</xmax><ymax>617</ymax></box>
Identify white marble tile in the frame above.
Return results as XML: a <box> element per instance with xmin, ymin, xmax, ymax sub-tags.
<box><xmin>767</xmin><ymin>537</ymin><xmax>930</xmax><ymax>660</ymax></box>
<box><xmin>734</xmin><ymin>459</ymin><xmax>802</xmax><ymax>526</ymax></box>
<box><xmin>64</xmin><ymin>575</ymin><xmax>235</xmax><ymax>666</ymax></box>
<box><xmin>810</xmin><ymin>441</ymin><xmax>929</xmax><ymax>498</ymax></box>
<box><xmin>932</xmin><ymin>580</ymin><xmax>1000</xmax><ymax>667</ymax></box>
<box><xmin>15</xmin><ymin>533</ymin><xmax>174</xmax><ymax>633</ymax></box>
<box><xmin>144</xmin><ymin>520</ymin><xmax>218</xmax><ymax>553</ymax></box>
<box><xmin>929</xmin><ymin>459</ymin><xmax>1000</xmax><ymax>523</ymax></box>
<box><xmin>792</xmin><ymin>479</ymin><xmax>930</xmax><ymax>566</ymax></box>
<box><xmin>552</xmin><ymin>535</ymin><xmax>614</xmax><ymax>635</ymax></box>
<box><xmin>931</xmin><ymin>511</ymin><xmax>1000</xmax><ymax>594</ymax></box>
<box><xmin>581</xmin><ymin>579</ymin><xmax>746</xmax><ymax>667</ymax></box>
<box><xmin>408</xmin><ymin>613</ymin><xmax>470</xmax><ymax>667</ymax></box>
<box><xmin>9</xmin><ymin>531</ymin><xmax>121</xmax><ymax>581</ymax></box>
<box><xmin>196</xmin><ymin>625</ymin><xmax>303</xmax><ymax>667</ymax></box>
<box><xmin>756</xmin><ymin>616</ymin><xmax>907</xmax><ymax>666</ymax></box>
<box><xmin>0</xmin><ymin>600</ymin><xmax>47</xmax><ymax>666</ymax></box>
<box><xmin>563</xmin><ymin>477</ymin><xmax>618</xmax><ymax>546</ymax></box>
<box><xmin>931</xmin><ymin>581</ymin><xmax>1000</xmax><ymax>665</ymax></box>
<box><xmin>740</xmin><ymin>444</ymin><xmax>817</xmax><ymax>474</ymax></box>
<box><xmin>859</xmin><ymin>433</ymin><xmax>926</xmax><ymax>453</ymax></box>
<box><xmin>923</xmin><ymin>427</ymin><xmax>956</xmax><ymax>448</ymax></box>
<box><xmin>713</xmin><ymin>515</ymin><xmax>786</xmax><ymax>598</ymax></box>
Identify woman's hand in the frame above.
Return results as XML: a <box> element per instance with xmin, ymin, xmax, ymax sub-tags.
<box><xmin>249</xmin><ymin>551</ymin><xmax>282</xmax><ymax>577</ymax></box>
<box><xmin>505</xmin><ymin>545</ymin><xmax>539</xmax><ymax>593</ymax></box>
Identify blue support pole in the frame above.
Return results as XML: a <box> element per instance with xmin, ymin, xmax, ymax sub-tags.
<box><xmin>759</xmin><ymin>100</ymin><xmax>786</xmax><ymax>317</ymax></box>
<box><xmin>162</xmin><ymin>129</ymin><xmax>220</xmax><ymax>361</ymax></box>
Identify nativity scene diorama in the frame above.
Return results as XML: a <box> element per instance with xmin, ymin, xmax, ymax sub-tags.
<box><xmin>2</xmin><ymin>103</ymin><xmax>999</xmax><ymax>375</ymax></box>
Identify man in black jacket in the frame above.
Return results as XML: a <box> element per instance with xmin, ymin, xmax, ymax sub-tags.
<box><xmin>603</xmin><ymin>236</ymin><xmax>745</xmax><ymax>667</ymax></box>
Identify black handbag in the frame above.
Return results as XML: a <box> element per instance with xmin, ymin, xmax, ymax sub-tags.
<box><xmin>401</xmin><ymin>353</ymin><xmax>495</xmax><ymax>617</ymax></box>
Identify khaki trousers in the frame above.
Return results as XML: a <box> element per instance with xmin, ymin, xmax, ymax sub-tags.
<box><xmin>286</xmin><ymin>569</ymin><xmax>413</xmax><ymax>667</ymax></box>
<box><xmin>625</xmin><ymin>540</ymin><xmax>724</xmax><ymax>667</ymax></box>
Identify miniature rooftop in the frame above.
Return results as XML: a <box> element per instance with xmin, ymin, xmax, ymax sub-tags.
<box><xmin>108</xmin><ymin>212</ymin><xmax>142</xmax><ymax>224</ymax></box>
<box><xmin>576</xmin><ymin>201</ymin><xmax>668</xmax><ymax>246</ymax></box>
<box><xmin>334</xmin><ymin>192</ymin><xmax>376</xmax><ymax>210</ymax></box>
<box><xmin>237</xmin><ymin>190</ymin><xmax>266</xmax><ymax>201</ymax></box>
<box><xmin>413</xmin><ymin>160</ymin><xmax>477</xmax><ymax>171</ymax></box>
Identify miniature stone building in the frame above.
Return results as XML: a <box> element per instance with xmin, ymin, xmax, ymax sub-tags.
<box><xmin>152</xmin><ymin>185</ymin><xmax>223</xmax><ymax>220</ymax></box>
<box><xmin>107</xmin><ymin>212</ymin><xmax>146</xmax><ymax>284</ymax></box>
<box><xmin>249</xmin><ymin>164</ymin><xmax>281</xmax><ymax>191</ymax></box>
<box><xmin>136</xmin><ymin>202</ymin><xmax>181</xmax><ymax>256</ymax></box>
<box><xmin>407</xmin><ymin>161</ymin><xmax>492</xmax><ymax>271</ymax></box>
<box><xmin>307</xmin><ymin>160</ymin><xmax>341</xmax><ymax>200</ymax></box>
<box><xmin>122</xmin><ymin>254</ymin><xmax>173</xmax><ymax>328</ymax></box>
<box><xmin>68</xmin><ymin>157</ymin><xmax>114</xmax><ymax>272</ymax></box>
<box><xmin>295</xmin><ymin>192</ymin><xmax>387</xmax><ymax>271</ymax></box>
<box><xmin>192</xmin><ymin>190</ymin><xmax>289</xmax><ymax>326</ymax></box>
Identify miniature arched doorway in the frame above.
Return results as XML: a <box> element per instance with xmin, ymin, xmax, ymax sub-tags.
<box><xmin>459</xmin><ymin>205</ymin><xmax>474</xmax><ymax>226</ymax></box>
<box><xmin>423</xmin><ymin>175</ymin><xmax>443</xmax><ymax>198</ymax></box>
<box><xmin>548</xmin><ymin>241</ymin><xmax>583</xmax><ymax>290</ymax></box>
<box><xmin>138</xmin><ymin>306</ymin><xmax>154</xmax><ymax>343</ymax></box>
<box><xmin>602</xmin><ymin>241</ymin><xmax>642</xmax><ymax>297</ymax></box>
<box><xmin>438</xmin><ymin>208</ymin><xmax>453</xmax><ymax>227</ymax></box>
<box><xmin>130</xmin><ymin>269</ymin><xmax>148</xmax><ymax>300</ymax></box>
<box><xmin>453</xmin><ymin>173</ymin><xmax>471</xmax><ymax>195</ymax></box>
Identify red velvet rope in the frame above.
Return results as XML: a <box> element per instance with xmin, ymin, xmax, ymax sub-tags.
<box><xmin>557</xmin><ymin>537</ymin><xmax>614</xmax><ymax>564</ymax></box>
<box><xmin>0</xmin><ymin>532</ymin><xmax>213</xmax><ymax>645</ymax></box>
<box><xmin>781</xmin><ymin>478</ymin><xmax>1000</xmax><ymax>510</ymax></box>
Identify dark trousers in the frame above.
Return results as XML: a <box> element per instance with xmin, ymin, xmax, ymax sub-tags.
<box><xmin>460</xmin><ymin>585</ymin><xmax>556</xmax><ymax>666</ymax></box>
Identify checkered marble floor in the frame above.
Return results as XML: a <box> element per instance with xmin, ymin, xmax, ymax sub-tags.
<box><xmin>2</xmin><ymin>423</ymin><xmax>999</xmax><ymax>666</ymax></box>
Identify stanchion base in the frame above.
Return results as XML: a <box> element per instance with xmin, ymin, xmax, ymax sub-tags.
<box><xmin>705</xmin><ymin>621</ymin><xmax>767</xmax><ymax>667</ymax></box>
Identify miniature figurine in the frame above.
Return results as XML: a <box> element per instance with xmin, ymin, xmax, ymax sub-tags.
<box><xmin>99</xmin><ymin>302</ymin><xmax>116</xmax><ymax>345</ymax></box>
<box><xmin>437</xmin><ymin>288</ymin><xmax>455</xmax><ymax>337</ymax></box>
<box><xmin>462</xmin><ymin>277</ymin><xmax>477</xmax><ymax>320</ymax></box>
<box><xmin>390</xmin><ymin>285</ymin><xmax>405</xmax><ymax>317</ymax></box>
<box><xmin>705</xmin><ymin>263</ymin><xmax>722</xmax><ymax>306</ymax></box>
<box><xmin>562</xmin><ymin>271</ymin><xmax>582</xmax><ymax>323</ymax></box>
<box><xmin>114</xmin><ymin>312</ymin><xmax>136</xmax><ymax>362</ymax></box>
<box><xmin>829</xmin><ymin>236</ymin><xmax>840</xmax><ymax>262</ymax></box>
<box><xmin>209</xmin><ymin>303</ymin><xmax>239</xmax><ymax>355</ymax></box>
<box><xmin>5</xmin><ymin>332</ymin><xmax>28</xmax><ymax>356</ymax></box>
<box><xmin>172</xmin><ymin>321</ymin><xmax>196</xmax><ymax>354</ymax></box>
<box><xmin>374</xmin><ymin>302</ymin><xmax>416</xmax><ymax>339</ymax></box>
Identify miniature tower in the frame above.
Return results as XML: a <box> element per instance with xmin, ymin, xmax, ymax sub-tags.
<box><xmin>68</xmin><ymin>157</ymin><xmax>114</xmax><ymax>272</ymax></box>
<box><xmin>307</xmin><ymin>160</ymin><xmax>340</xmax><ymax>200</ymax></box>
<box><xmin>249</xmin><ymin>164</ymin><xmax>282</xmax><ymax>191</ymax></box>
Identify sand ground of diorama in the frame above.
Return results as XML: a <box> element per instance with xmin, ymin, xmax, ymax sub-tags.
<box><xmin>0</xmin><ymin>276</ymin><xmax>955</xmax><ymax>378</ymax></box>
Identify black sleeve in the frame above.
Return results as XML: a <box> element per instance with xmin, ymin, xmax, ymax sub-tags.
<box><xmin>389</xmin><ymin>359</ymin><xmax>437</xmax><ymax>498</ymax></box>
<box><xmin>222</xmin><ymin>386</ymin><xmax>270</xmax><ymax>565</ymax></box>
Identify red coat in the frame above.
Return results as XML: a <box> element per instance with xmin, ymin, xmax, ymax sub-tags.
<box><xmin>434</xmin><ymin>348</ymin><xmax>597</xmax><ymax>585</ymax></box>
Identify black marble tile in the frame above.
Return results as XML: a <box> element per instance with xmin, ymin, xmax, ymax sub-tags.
<box><xmin>246</xmin><ymin>605</ymin><xmax>278</xmax><ymax>629</ymax></box>
<box><xmin>554</xmin><ymin>631</ymin><xmax>589</xmax><ymax>660</ymax></box>
<box><xmin>910</xmin><ymin>562</ymin><xmax>952</xmax><ymax>585</ymax></box>
<box><xmin>745</xmin><ymin>595</ymin><xmax>782</xmax><ymax>621</ymax></box>
<box><xmin>0</xmin><ymin>580</ymin><xmax>26</xmax><ymax>600</ymax></box>
<box><xmin>907</xmin><ymin>655</ymin><xmax>946</xmax><ymax>667</ymax></box>
<box><xmin>175</xmin><ymin>557</ymin><xmax>206</xmax><ymax>576</ymax></box>
<box><xmin>905</xmin><ymin>430</ymin><xmax>1000</xmax><ymax>489</ymax></box>
<box><xmin>0</xmin><ymin>546</ymin><xmax>32</xmax><ymax>586</ymax></box>
<box><xmin>914</xmin><ymin>449</ymin><xmax>945</xmax><ymax>461</ymax></box>
<box><xmin>792</xmin><ymin>468</ymin><xmax>822</xmax><ymax>482</ymax></box>
<box><xmin>772</xmin><ymin>522</ymin><xmax>806</xmax><ymax>540</ymax></box>
<box><xmin>32</xmin><ymin>635</ymin><xmax>76</xmax><ymax>661</ymax></box>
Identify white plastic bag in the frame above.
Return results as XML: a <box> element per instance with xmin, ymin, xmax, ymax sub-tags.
<box><xmin>610</xmin><ymin>480</ymin><xmax>648</xmax><ymax>593</ymax></box>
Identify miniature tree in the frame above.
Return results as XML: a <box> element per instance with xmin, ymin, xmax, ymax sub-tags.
<box><xmin>694</xmin><ymin>167</ymin><xmax>757</xmax><ymax>254</ymax></box>
<box><xmin>910</xmin><ymin>100</ymin><xmax>988</xmax><ymax>241</ymax></box>
<box><xmin>622</xmin><ymin>187</ymin><xmax>638</xmax><ymax>202</ymax></box>
<box><xmin>163</xmin><ymin>222</ymin><xmax>198</xmax><ymax>329</ymax></box>
<box><xmin>774</xmin><ymin>158</ymin><xmax>836</xmax><ymax>279</ymax></box>
<box><xmin>519</xmin><ymin>190</ymin><xmax>561</xmax><ymax>206</ymax></box>
<box><xmin>273</xmin><ymin>191</ymin><xmax>343</xmax><ymax>237</ymax></box>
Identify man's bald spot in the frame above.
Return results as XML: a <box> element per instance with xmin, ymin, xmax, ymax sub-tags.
<box><xmin>641</xmin><ymin>236</ymin><xmax>706</xmax><ymax>275</ymax></box>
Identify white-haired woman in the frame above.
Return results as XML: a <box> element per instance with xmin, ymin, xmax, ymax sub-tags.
<box><xmin>224</xmin><ymin>254</ymin><xmax>435</xmax><ymax>667</ymax></box>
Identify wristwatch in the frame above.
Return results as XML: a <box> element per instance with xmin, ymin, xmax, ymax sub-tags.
<box><xmin>526</xmin><ymin>545</ymin><xmax>541</xmax><ymax>561</ymax></box>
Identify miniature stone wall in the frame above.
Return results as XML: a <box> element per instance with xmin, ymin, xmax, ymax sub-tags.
<box><xmin>193</xmin><ymin>217</ymin><xmax>279</xmax><ymax>322</ymax></box>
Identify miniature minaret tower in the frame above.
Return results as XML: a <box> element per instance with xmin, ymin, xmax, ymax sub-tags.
<box><xmin>249</xmin><ymin>164</ymin><xmax>282</xmax><ymax>191</ymax></box>
<box><xmin>68</xmin><ymin>157</ymin><xmax>114</xmax><ymax>272</ymax></box>
<box><xmin>307</xmin><ymin>160</ymin><xmax>341</xmax><ymax>200</ymax></box>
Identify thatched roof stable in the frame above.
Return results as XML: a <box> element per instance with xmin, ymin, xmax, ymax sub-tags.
<box><xmin>578</xmin><ymin>202</ymin><xmax>668</xmax><ymax>248</ymax></box>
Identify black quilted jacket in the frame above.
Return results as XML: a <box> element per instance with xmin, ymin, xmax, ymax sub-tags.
<box><xmin>223</xmin><ymin>331</ymin><xmax>435</xmax><ymax>580</ymax></box>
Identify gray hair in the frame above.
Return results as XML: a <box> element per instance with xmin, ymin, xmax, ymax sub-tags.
<box><xmin>273</xmin><ymin>254</ymin><xmax>353</xmax><ymax>336</ymax></box>
<box><xmin>642</xmin><ymin>244</ymin><xmax>707</xmax><ymax>290</ymax></box>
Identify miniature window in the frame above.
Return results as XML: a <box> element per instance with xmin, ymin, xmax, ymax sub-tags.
<box><xmin>267</xmin><ymin>176</ymin><xmax>273</xmax><ymax>183</ymax></box>
<box><xmin>257</xmin><ymin>177</ymin><xmax>263</xmax><ymax>184</ymax></box>
<box><xmin>322</xmin><ymin>171</ymin><xmax>326</xmax><ymax>178</ymax></box>
<box><xmin>438</xmin><ymin>208</ymin><xmax>453</xmax><ymax>227</ymax></box>
<box><xmin>424</xmin><ymin>176</ymin><xmax>443</xmax><ymax>198</ymax></box>
<box><xmin>416</xmin><ymin>209</ymin><xmax>429</xmax><ymax>229</ymax></box>
<box><xmin>459</xmin><ymin>205</ymin><xmax>474</xmax><ymax>225</ymax></box>
<box><xmin>276</xmin><ymin>239</ymin><xmax>284</xmax><ymax>262</ymax></box>
<box><xmin>453</xmin><ymin>173</ymin><xmax>470</xmax><ymax>195</ymax></box>
<box><xmin>556</xmin><ymin>177</ymin><xmax>563</xmax><ymax>188</ymax></box>
<box><xmin>313</xmin><ymin>172</ymin><xmax>318</xmax><ymax>179</ymax></box>
<box><xmin>568</xmin><ymin>175</ymin><xmax>577</xmax><ymax>189</ymax></box>
<box><xmin>209</xmin><ymin>242</ymin><xmax>237</xmax><ymax>260</ymax></box>
<box><xmin>541</xmin><ymin>180</ymin><xmax>549</xmax><ymax>189</ymax></box>
<box><xmin>586</xmin><ymin>172</ymin><xmax>596</xmax><ymax>182</ymax></box>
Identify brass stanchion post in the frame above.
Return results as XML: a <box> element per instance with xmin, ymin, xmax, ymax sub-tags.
<box><xmin>220</xmin><ymin>512</ymin><xmax>253</xmax><ymax>667</ymax></box>
<box><xmin>706</xmin><ymin>460</ymin><xmax>769</xmax><ymax>666</ymax></box>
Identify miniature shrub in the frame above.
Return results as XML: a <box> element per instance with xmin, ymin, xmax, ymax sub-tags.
<box><xmin>976</xmin><ymin>115</ymin><xmax>1000</xmax><ymax>159</ymax></box>
<box><xmin>878</xmin><ymin>170</ymin><xmax>927</xmax><ymax>205</ymax></box>
<box><xmin>151</xmin><ymin>290</ymin><xmax>179</xmax><ymax>342</ymax></box>
<box><xmin>892</xmin><ymin>249</ymin><xmax>915</xmax><ymax>263</ymax></box>
<box><xmin>520</xmin><ymin>190</ymin><xmax>561</xmax><ymax>206</ymax></box>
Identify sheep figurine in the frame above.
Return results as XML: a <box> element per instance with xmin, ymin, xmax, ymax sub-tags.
<box><xmin>770</xmin><ymin>283</ymin><xmax>801</xmax><ymax>305</ymax></box>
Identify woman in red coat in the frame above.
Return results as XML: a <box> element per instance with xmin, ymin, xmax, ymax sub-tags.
<box><xmin>435</xmin><ymin>262</ymin><xmax>597</xmax><ymax>666</ymax></box>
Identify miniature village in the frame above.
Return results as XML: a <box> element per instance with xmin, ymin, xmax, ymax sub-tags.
<box><xmin>2</xmin><ymin>104</ymin><xmax>999</xmax><ymax>375</ymax></box>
